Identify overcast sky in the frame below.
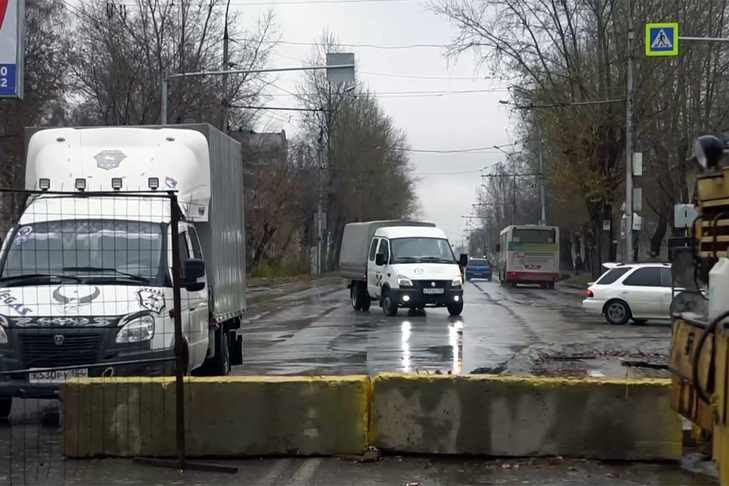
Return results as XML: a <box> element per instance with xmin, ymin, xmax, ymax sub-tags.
<box><xmin>234</xmin><ymin>0</ymin><xmax>516</xmax><ymax>247</ymax></box>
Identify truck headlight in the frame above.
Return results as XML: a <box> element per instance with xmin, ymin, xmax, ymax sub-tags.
<box><xmin>451</xmin><ymin>278</ymin><xmax>462</xmax><ymax>287</ymax></box>
<box><xmin>116</xmin><ymin>314</ymin><xmax>155</xmax><ymax>343</ymax></box>
<box><xmin>397</xmin><ymin>275</ymin><xmax>414</xmax><ymax>287</ymax></box>
<box><xmin>0</xmin><ymin>316</ymin><xmax>7</xmax><ymax>344</ymax></box>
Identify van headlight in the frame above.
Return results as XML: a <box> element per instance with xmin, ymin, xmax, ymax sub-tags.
<box><xmin>397</xmin><ymin>275</ymin><xmax>414</xmax><ymax>287</ymax></box>
<box><xmin>116</xmin><ymin>314</ymin><xmax>155</xmax><ymax>343</ymax></box>
<box><xmin>0</xmin><ymin>316</ymin><xmax>7</xmax><ymax>344</ymax></box>
<box><xmin>451</xmin><ymin>278</ymin><xmax>462</xmax><ymax>287</ymax></box>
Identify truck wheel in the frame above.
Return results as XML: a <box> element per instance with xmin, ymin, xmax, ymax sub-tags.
<box><xmin>0</xmin><ymin>398</ymin><xmax>11</xmax><ymax>419</ymax></box>
<box><xmin>360</xmin><ymin>289</ymin><xmax>371</xmax><ymax>312</ymax></box>
<box><xmin>351</xmin><ymin>284</ymin><xmax>363</xmax><ymax>311</ymax></box>
<box><xmin>201</xmin><ymin>329</ymin><xmax>230</xmax><ymax>375</ymax></box>
<box><xmin>217</xmin><ymin>331</ymin><xmax>231</xmax><ymax>375</ymax></box>
<box><xmin>382</xmin><ymin>291</ymin><xmax>398</xmax><ymax>316</ymax></box>
<box><xmin>351</xmin><ymin>283</ymin><xmax>371</xmax><ymax>312</ymax></box>
<box><xmin>447</xmin><ymin>301</ymin><xmax>464</xmax><ymax>316</ymax></box>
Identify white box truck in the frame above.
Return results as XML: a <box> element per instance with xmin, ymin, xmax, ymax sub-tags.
<box><xmin>339</xmin><ymin>221</ymin><xmax>467</xmax><ymax>317</ymax></box>
<box><xmin>0</xmin><ymin>124</ymin><xmax>246</xmax><ymax>417</ymax></box>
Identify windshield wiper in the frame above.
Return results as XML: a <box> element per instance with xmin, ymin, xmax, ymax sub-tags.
<box><xmin>392</xmin><ymin>256</ymin><xmax>419</xmax><ymax>263</ymax></box>
<box><xmin>418</xmin><ymin>256</ymin><xmax>454</xmax><ymax>263</ymax></box>
<box><xmin>62</xmin><ymin>267</ymin><xmax>150</xmax><ymax>284</ymax></box>
<box><xmin>0</xmin><ymin>273</ymin><xmax>83</xmax><ymax>287</ymax></box>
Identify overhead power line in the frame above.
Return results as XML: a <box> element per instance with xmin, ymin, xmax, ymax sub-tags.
<box><xmin>404</xmin><ymin>145</ymin><xmax>514</xmax><ymax>154</ymax></box>
<box><xmin>120</xmin><ymin>0</ymin><xmax>415</xmax><ymax>6</ymax></box>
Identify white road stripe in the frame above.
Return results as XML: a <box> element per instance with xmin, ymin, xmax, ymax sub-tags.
<box><xmin>285</xmin><ymin>458</ymin><xmax>323</xmax><ymax>485</ymax></box>
<box><xmin>254</xmin><ymin>458</ymin><xmax>292</xmax><ymax>486</ymax></box>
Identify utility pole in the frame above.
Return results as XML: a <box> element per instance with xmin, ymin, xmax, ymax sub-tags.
<box><xmin>624</xmin><ymin>0</ymin><xmax>634</xmax><ymax>263</ymax></box>
<box><xmin>221</xmin><ymin>0</ymin><xmax>232</xmax><ymax>131</ymax></box>
<box><xmin>537</xmin><ymin>128</ymin><xmax>546</xmax><ymax>225</ymax></box>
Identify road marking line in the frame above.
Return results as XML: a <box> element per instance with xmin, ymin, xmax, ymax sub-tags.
<box><xmin>255</xmin><ymin>458</ymin><xmax>292</xmax><ymax>486</ymax></box>
<box><xmin>285</xmin><ymin>458</ymin><xmax>323</xmax><ymax>485</ymax></box>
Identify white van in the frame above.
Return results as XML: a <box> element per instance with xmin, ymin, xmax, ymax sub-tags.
<box><xmin>340</xmin><ymin>221</ymin><xmax>466</xmax><ymax>316</ymax></box>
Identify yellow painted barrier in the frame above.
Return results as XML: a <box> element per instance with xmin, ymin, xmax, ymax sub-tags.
<box><xmin>371</xmin><ymin>373</ymin><xmax>682</xmax><ymax>460</ymax></box>
<box><xmin>63</xmin><ymin>374</ymin><xmax>681</xmax><ymax>460</ymax></box>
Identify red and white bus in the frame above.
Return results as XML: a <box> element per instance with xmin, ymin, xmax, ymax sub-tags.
<box><xmin>497</xmin><ymin>225</ymin><xmax>560</xmax><ymax>288</ymax></box>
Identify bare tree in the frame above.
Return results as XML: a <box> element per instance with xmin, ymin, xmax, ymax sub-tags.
<box><xmin>68</xmin><ymin>0</ymin><xmax>278</xmax><ymax>128</ymax></box>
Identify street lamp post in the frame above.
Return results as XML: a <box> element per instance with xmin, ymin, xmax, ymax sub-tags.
<box><xmin>221</xmin><ymin>0</ymin><xmax>232</xmax><ymax>131</ymax></box>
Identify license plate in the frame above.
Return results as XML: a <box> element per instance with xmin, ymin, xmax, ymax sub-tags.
<box><xmin>423</xmin><ymin>288</ymin><xmax>445</xmax><ymax>295</ymax></box>
<box><xmin>29</xmin><ymin>368</ymin><xmax>88</xmax><ymax>384</ymax></box>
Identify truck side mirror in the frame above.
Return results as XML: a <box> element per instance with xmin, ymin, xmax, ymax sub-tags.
<box><xmin>183</xmin><ymin>258</ymin><xmax>205</xmax><ymax>291</ymax></box>
<box><xmin>375</xmin><ymin>253</ymin><xmax>386</xmax><ymax>266</ymax></box>
<box><xmin>459</xmin><ymin>253</ymin><xmax>468</xmax><ymax>268</ymax></box>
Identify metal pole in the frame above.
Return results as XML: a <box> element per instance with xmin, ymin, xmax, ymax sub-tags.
<box><xmin>538</xmin><ymin>129</ymin><xmax>546</xmax><ymax>225</ymax></box>
<box><xmin>512</xmin><ymin>160</ymin><xmax>517</xmax><ymax>225</ymax></box>
<box><xmin>624</xmin><ymin>1</ymin><xmax>634</xmax><ymax>263</ymax></box>
<box><xmin>169</xmin><ymin>193</ymin><xmax>185</xmax><ymax>469</ymax></box>
<box><xmin>221</xmin><ymin>0</ymin><xmax>231</xmax><ymax>131</ymax></box>
<box><xmin>161</xmin><ymin>78</ymin><xmax>168</xmax><ymax>125</ymax></box>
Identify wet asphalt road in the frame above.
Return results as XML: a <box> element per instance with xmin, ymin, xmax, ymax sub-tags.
<box><xmin>240</xmin><ymin>278</ymin><xmax>672</xmax><ymax>377</ymax></box>
<box><xmin>0</xmin><ymin>278</ymin><xmax>687</xmax><ymax>485</ymax></box>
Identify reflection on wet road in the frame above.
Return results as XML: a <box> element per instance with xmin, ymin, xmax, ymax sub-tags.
<box><xmin>239</xmin><ymin>278</ymin><xmax>672</xmax><ymax>376</ymax></box>
<box><xmin>240</xmin><ymin>282</ymin><xmax>466</xmax><ymax>375</ymax></box>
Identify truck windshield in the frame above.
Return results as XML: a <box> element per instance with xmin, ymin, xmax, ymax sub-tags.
<box><xmin>390</xmin><ymin>238</ymin><xmax>456</xmax><ymax>264</ymax></box>
<box><xmin>0</xmin><ymin>220</ymin><xmax>163</xmax><ymax>283</ymax></box>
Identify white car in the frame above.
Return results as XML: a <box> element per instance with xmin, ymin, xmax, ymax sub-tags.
<box><xmin>582</xmin><ymin>263</ymin><xmax>673</xmax><ymax>325</ymax></box>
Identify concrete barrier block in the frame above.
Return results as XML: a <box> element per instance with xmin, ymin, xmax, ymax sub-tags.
<box><xmin>371</xmin><ymin>373</ymin><xmax>682</xmax><ymax>460</ymax></box>
<box><xmin>64</xmin><ymin>375</ymin><xmax>370</xmax><ymax>458</ymax></box>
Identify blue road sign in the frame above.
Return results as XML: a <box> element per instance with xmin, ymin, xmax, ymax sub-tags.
<box><xmin>0</xmin><ymin>64</ymin><xmax>16</xmax><ymax>96</ymax></box>
<box><xmin>645</xmin><ymin>22</ymin><xmax>679</xmax><ymax>57</ymax></box>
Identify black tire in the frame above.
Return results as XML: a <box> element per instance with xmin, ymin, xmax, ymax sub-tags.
<box><xmin>351</xmin><ymin>282</ymin><xmax>372</xmax><ymax>312</ymax></box>
<box><xmin>382</xmin><ymin>291</ymin><xmax>398</xmax><ymax>316</ymax></box>
<box><xmin>604</xmin><ymin>300</ymin><xmax>631</xmax><ymax>325</ymax></box>
<box><xmin>360</xmin><ymin>287</ymin><xmax>371</xmax><ymax>312</ymax></box>
<box><xmin>202</xmin><ymin>329</ymin><xmax>230</xmax><ymax>375</ymax></box>
<box><xmin>0</xmin><ymin>398</ymin><xmax>11</xmax><ymax>420</ymax></box>
<box><xmin>447</xmin><ymin>301</ymin><xmax>464</xmax><ymax>316</ymax></box>
<box><xmin>547</xmin><ymin>282</ymin><xmax>555</xmax><ymax>289</ymax></box>
<box><xmin>351</xmin><ymin>284</ymin><xmax>362</xmax><ymax>311</ymax></box>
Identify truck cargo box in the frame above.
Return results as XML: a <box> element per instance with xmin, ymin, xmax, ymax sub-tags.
<box><xmin>339</xmin><ymin>220</ymin><xmax>435</xmax><ymax>281</ymax></box>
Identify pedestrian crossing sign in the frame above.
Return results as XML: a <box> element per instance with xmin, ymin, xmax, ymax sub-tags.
<box><xmin>645</xmin><ymin>22</ymin><xmax>679</xmax><ymax>57</ymax></box>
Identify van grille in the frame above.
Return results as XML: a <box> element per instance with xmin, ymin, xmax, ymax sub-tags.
<box><xmin>18</xmin><ymin>332</ymin><xmax>102</xmax><ymax>368</ymax></box>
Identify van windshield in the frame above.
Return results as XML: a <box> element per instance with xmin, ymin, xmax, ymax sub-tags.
<box><xmin>390</xmin><ymin>237</ymin><xmax>456</xmax><ymax>264</ymax></box>
<box><xmin>0</xmin><ymin>220</ymin><xmax>164</xmax><ymax>283</ymax></box>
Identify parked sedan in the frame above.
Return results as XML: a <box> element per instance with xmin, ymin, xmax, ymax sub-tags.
<box><xmin>465</xmin><ymin>258</ymin><xmax>492</xmax><ymax>281</ymax></box>
<box><xmin>582</xmin><ymin>263</ymin><xmax>672</xmax><ymax>325</ymax></box>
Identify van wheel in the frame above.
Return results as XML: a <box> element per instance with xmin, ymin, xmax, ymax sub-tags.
<box><xmin>447</xmin><ymin>301</ymin><xmax>464</xmax><ymax>316</ymax></box>
<box><xmin>382</xmin><ymin>291</ymin><xmax>398</xmax><ymax>316</ymax></box>
<box><xmin>605</xmin><ymin>300</ymin><xmax>631</xmax><ymax>325</ymax></box>
<box><xmin>351</xmin><ymin>283</ymin><xmax>371</xmax><ymax>312</ymax></box>
<box><xmin>0</xmin><ymin>398</ymin><xmax>11</xmax><ymax>419</ymax></box>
